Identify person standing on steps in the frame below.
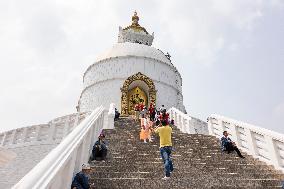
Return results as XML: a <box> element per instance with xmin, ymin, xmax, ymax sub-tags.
<box><xmin>134</xmin><ymin>104</ymin><xmax>140</xmax><ymax>121</ymax></box>
<box><xmin>114</xmin><ymin>108</ymin><xmax>120</xmax><ymax>120</ymax></box>
<box><xmin>221</xmin><ymin>131</ymin><xmax>245</xmax><ymax>158</ymax></box>
<box><xmin>154</xmin><ymin>119</ymin><xmax>173</xmax><ymax>180</ymax></box>
<box><xmin>159</xmin><ymin>104</ymin><xmax>166</xmax><ymax>114</ymax></box>
<box><xmin>146</xmin><ymin>115</ymin><xmax>153</xmax><ymax>142</ymax></box>
<box><xmin>140</xmin><ymin>114</ymin><xmax>151</xmax><ymax>143</ymax></box>
<box><xmin>149</xmin><ymin>103</ymin><xmax>156</xmax><ymax>121</ymax></box>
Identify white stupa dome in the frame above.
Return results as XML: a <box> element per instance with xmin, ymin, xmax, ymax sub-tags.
<box><xmin>95</xmin><ymin>42</ymin><xmax>171</xmax><ymax>65</ymax></box>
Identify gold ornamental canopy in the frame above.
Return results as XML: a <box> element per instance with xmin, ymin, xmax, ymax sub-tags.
<box><xmin>123</xmin><ymin>11</ymin><xmax>149</xmax><ymax>34</ymax></box>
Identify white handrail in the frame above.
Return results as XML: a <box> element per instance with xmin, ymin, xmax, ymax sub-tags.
<box><xmin>168</xmin><ymin>107</ymin><xmax>208</xmax><ymax>134</ymax></box>
<box><xmin>208</xmin><ymin>114</ymin><xmax>284</xmax><ymax>172</ymax></box>
<box><xmin>12</xmin><ymin>105</ymin><xmax>107</xmax><ymax>189</ymax></box>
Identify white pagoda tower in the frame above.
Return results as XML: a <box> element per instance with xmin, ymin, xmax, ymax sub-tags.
<box><xmin>78</xmin><ymin>11</ymin><xmax>186</xmax><ymax>115</ymax></box>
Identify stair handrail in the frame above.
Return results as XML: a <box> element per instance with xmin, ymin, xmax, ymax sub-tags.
<box><xmin>208</xmin><ymin>114</ymin><xmax>284</xmax><ymax>172</ymax></box>
<box><xmin>12</xmin><ymin>106</ymin><xmax>106</xmax><ymax>189</ymax></box>
<box><xmin>168</xmin><ymin>107</ymin><xmax>208</xmax><ymax>134</ymax></box>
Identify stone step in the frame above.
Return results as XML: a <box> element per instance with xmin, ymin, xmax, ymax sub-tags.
<box><xmin>91</xmin><ymin>162</ymin><xmax>277</xmax><ymax>176</ymax></box>
<box><xmin>90</xmin><ymin>169</ymin><xmax>283</xmax><ymax>180</ymax></box>
<box><xmin>88</xmin><ymin>118</ymin><xmax>284</xmax><ymax>188</ymax></box>
<box><xmin>90</xmin><ymin>177</ymin><xmax>282</xmax><ymax>189</ymax></box>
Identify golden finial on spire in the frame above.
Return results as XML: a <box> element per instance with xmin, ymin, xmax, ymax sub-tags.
<box><xmin>123</xmin><ymin>11</ymin><xmax>148</xmax><ymax>34</ymax></box>
<box><xmin>132</xmin><ymin>10</ymin><xmax>139</xmax><ymax>24</ymax></box>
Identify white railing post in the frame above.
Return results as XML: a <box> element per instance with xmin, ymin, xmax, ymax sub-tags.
<box><xmin>48</xmin><ymin>123</ymin><xmax>56</xmax><ymax>142</ymax></box>
<box><xmin>178</xmin><ymin>115</ymin><xmax>182</xmax><ymax>130</ymax></box>
<box><xmin>63</xmin><ymin>117</ymin><xmax>71</xmax><ymax>138</ymax></box>
<box><xmin>1</xmin><ymin>133</ymin><xmax>6</xmax><ymax>146</ymax></box>
<box><xmin>208</xmin><ymin>118</ymin><xmax>214</xmax><ymax>136</ymax></box>
<box><xmin>10</xmin><ymin>130</ymin><xmax>17</xmax><ymax>145</ymax></box>
<box><xmin>264</xmin><ymin>136</ymin><xmax>281</xmax><ymax>168</ymax></box>
<box><xmin>22</xmin><ymin>127</ymin><xmax>28</xmax><ymax>143</ymax></box>
<box><xmin>230</xmin><ymin>123</ymin><xmax>241</xmax><ymax>147</ymax></box>
<box><xmin>184</xmin><ymin>119</ymin><xmax>190</xmax><ymax>133</ymax></box>
<box><xmin>105</xmin><ymin>103</ymin><xmax>115</xmax><ymax>129</ymax></box>
<box><xmin>219</xmin><ymin>119</ymin><xmax>225</xmax><ymax>133</ymax></box>
<box><xmin>244</xmin><ymin>128</ymin><xmax>257</xmax><ymax>156</ymax></box>
<box><xmin>188</xmin><ymin>119</ymin><xmax>195</xmax><ymax>134</ymax></box>
<box><xmin>167</xmin><ymin>107</ymin><xmax>208</xmax><ymax>135</ymax></box>
<box><xmin>181</xmin><ymin>117</ymin><xmax>185</xmax><ymax>133</ymax></box>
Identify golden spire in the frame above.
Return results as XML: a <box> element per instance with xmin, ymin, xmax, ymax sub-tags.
<box><xmin>123</xmin><ymin>11</ymin><xmax>148</xmax><ymax>34</ymax></box>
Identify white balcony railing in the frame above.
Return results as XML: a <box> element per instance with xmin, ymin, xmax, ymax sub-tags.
<box><xmin>168</xmin><ymin>107</ymin><xmax>208</xmax><ymax>135</ymax></box>
<box><xmin>12</xmin><ymin>104</ymin><xmax>115</xmax><ymax>189</ymax></box>
<box><xmin>208</xmin><ymin>114</ymin><xmax>284</xmax><ymax>172</ymax></box>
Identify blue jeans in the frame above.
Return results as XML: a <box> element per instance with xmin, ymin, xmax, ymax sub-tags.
<box><xmin>160</xmin><ymin>146</ymin><xmax>173</xmax><ymax>177</ymax></box>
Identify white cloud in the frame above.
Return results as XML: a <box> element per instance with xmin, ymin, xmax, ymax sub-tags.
<box><xmin>273</xmin><ymin>102</ymin><xmax>284</xmax><ymax>118</ymax></box>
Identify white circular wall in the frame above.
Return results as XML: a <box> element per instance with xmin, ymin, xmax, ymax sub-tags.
<box><xmin>79</xmin><ymin>43</ymin><xmax>186</xmax><ymax>113</ymax></box>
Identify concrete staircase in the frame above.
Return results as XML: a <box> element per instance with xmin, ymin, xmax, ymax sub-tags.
<box><xmin>89</xmin><ymin>118</ymin><xmax>284</xmax><ymax>188</ymax></box>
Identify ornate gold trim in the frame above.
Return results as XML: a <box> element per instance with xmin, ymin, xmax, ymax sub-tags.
<box><xmin>121</xmin><ymin>72</ymin><xmax>156</xmax><ymax>116</ymax></box>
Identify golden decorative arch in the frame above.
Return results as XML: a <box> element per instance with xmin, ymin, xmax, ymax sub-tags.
<box><xmin>121</xmin><ymin>72</ymin><xmax>156</xmax><ymax>116</ymax></box>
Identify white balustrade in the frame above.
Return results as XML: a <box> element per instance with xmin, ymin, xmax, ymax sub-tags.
<box><xmin>12</xmin><ymin>104</ymin><xmax>115</xmax><ymax>189</ymax></box>
<box><xmin>13</xmin><ymin>104</ymin><xmax>114</xmax><ymax>189</ymax></box>
<box><xmin>0</xmin><ymin>112</ymin><xmax>90</xmax><ymax>149</ymax></box>
<box><xmin>167</xmin><ymin>107</ymin><xmax>208</xmax><ymax>135</ymax></box>
<box><xmin>208</xmin><ymin>114</ymin><xmax>284</xmax><ymax>172</ymax></box>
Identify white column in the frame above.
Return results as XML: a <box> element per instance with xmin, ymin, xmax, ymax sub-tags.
<box><xmin>264</xmin><ymin>136</ymin><xmax>282</xmax><ymax>169</ymax></box>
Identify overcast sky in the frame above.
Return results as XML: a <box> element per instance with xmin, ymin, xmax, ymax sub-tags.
<box><xmin>0</xmin><ymin>0</ymin><xmax>283</xmax><ymax>134</ymax></box>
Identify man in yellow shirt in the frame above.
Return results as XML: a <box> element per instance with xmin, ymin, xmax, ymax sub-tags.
<box><xmin>155</xmin><ymin>120</ymin><xmax>173</xmax><ymax>180</ymax></box>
